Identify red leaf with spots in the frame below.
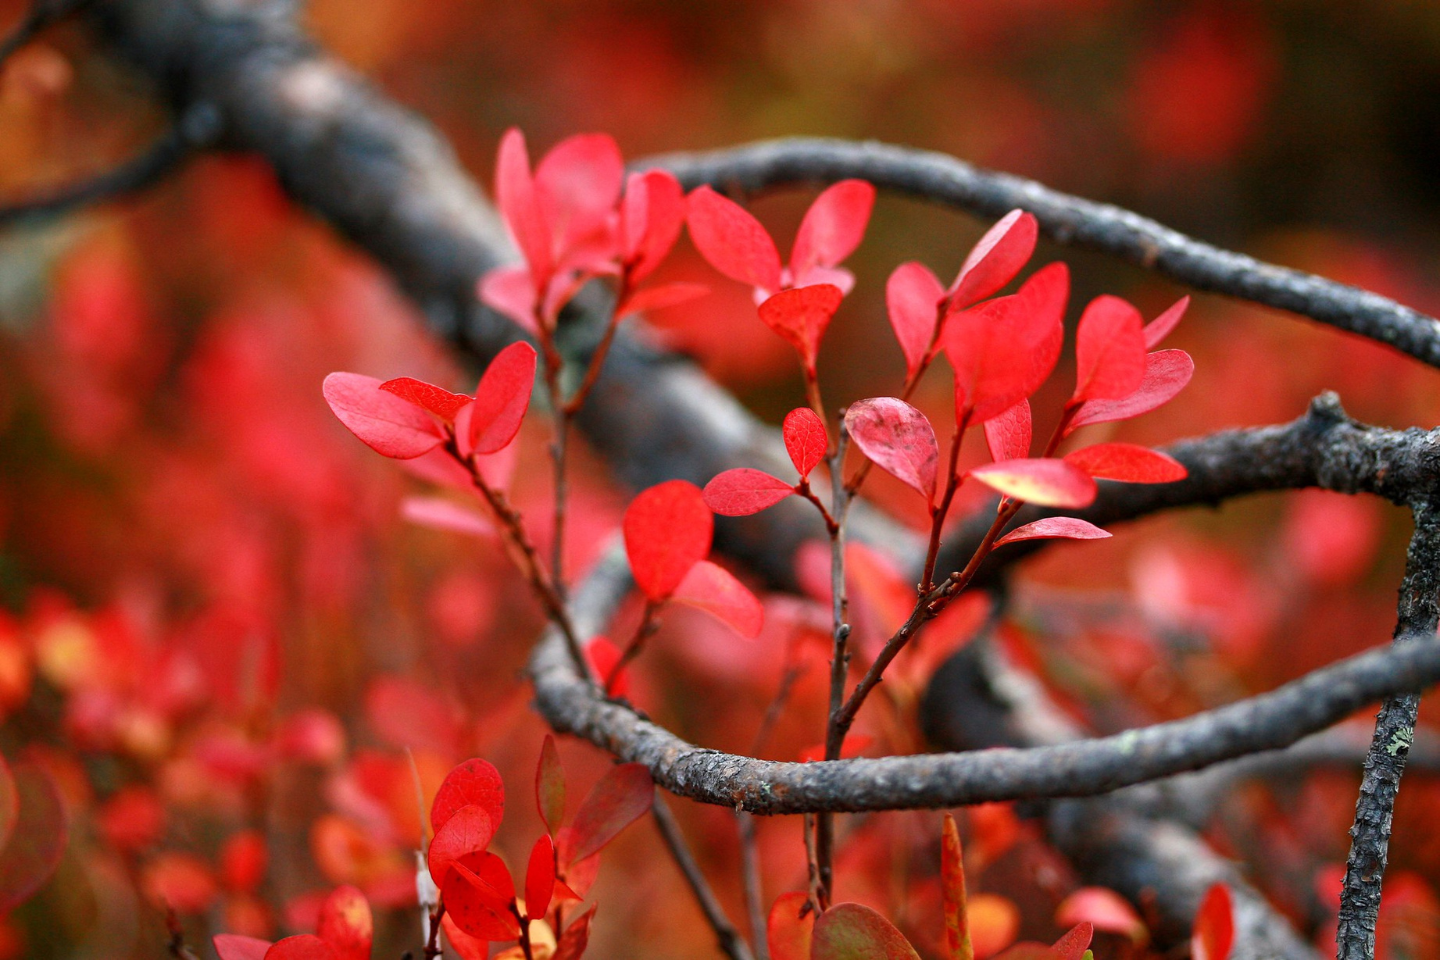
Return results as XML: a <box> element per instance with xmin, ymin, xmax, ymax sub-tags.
<box><xmin>440</xmin><ymin>915</ymin><xmax>488</xmax><ymax>960</ymax></box>
<box><xmin>886</xmin><ymin>261</ymin><xmax>946</xmax><ymax>378</ymax></box>
<box><xmin>784</xmin><ymin>407</ymin><xmax>828</xmax><ymax>479</ymax></box>
<box><xmin>378</xmin><ymin>377</ymin><xmax>471</xmax><ymax>421</ymax></box>
<box><xmin>844</xmin><ymin>398</ymin><xmax>939</xmax><ymax>502</ymax></box>
<box><xmin>995</xmin><ymin>517</ymin><xmax>1111</xmax><ymax>547</ymax></box>
<box><xmin>430</xmin><ymin>759</ymin><xmax>505</xmax><ymax>834</ymax></box>
<box><xmin>623</xmin><ymin>480</ymin><xmax>714</xmax><ymax>601</ymax></box>
<box><xmin>811</xmin><ymin>903</ymin><xmax>922</xmax><ymax>960</ymax></box>
<box><xmin>1064</xmin><ymin>443</ymin><xmax>1187</xmax><ymax>483</ymax></box>
<box><xmin>525</xmin><ymin>834</ymin><xmax>556</xmax><ymax>919</ymax></box>
<box><xmin>673</xmin><ymin>559</ymin><xmax>765</xmax><ymax>638</ymax></box>
<box><xmin>461</xmin><ymin>341</ymin><xmax>536</xmax><ymax>456</ymax></box>
<box><xmin>562</xmin><ymin>763</ymin><xmax>654</xmax><ymax>865</ymax></box>
<box><xmin>323</xmin><ymin>372</ymin><xmax>445</xmax><ymax>459</ymax></box>
<box><xmin>686</xmin><ymin>186</ymin><xmax>783</xmax><ymax>292</ymax></box>
<box><xmin>757</xmin><ymin>284</ymin><xmax>844</xmax><ymax>375</ymax></box>
<box><xmin>703</xmin><ymin>468</ymin><xmax>794</xmax><ymax>516</ymax></box>
<box><xmin>443</xmin><ymin>856</ymin><xmax>520</xmax><ymax>942</ymax></box>
<box><xmin>1066</xmin><ymin>349</ymin><xmax>1194</xmax><ymax>434</ymax></box>
<box><xmin>950</xmin><ymin>209</ymin><xmax>1039</xmax><ymax>310</ymax></box>
<box><xmin>969</xmin><ymin>459</ymin><xmax>1097</xmax><ymax>508</ymax></box>
<box><xmin>1071</xmin><ymin>295</ymin><xmax>1147</xmax><ymax>403</ymax></box>
<box><xmin>1050</xmin><ymin>922</ymin><xmax>1094</xmax><ymax>960</ymax></box>
<box><xmin>984</xmin><ymin>400</ymin><xmax>1032</xmax><ymax>463</ymax></box>
<box><xmin>791</xmin><ymin>180</ymin><xmax>875</xmax><ymax>278</ymax></box>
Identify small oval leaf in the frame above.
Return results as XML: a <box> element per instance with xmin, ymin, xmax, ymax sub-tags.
<box><xmin>703</xmin><ymin>469</ymin><xmax>795</xmax><ymax>516</ymax></box>
<box><xmin>844</xmin><ymin>398</ymin><xmax>939</xmax><ymax>502</ymax></box>
<box><xmin>783</xmin><ymin>407</ymin><xmax>829</xmax><ymax>479</ymax></box>
<box><xmin>323</xmin><ymin>372</ymin><xmax>444</xmax><ymax>460</ymax></box>
<box><xmin>623</xmin><ymin>480</ymin><xmax>714</xmax><ymax>602</ymax></box>
<box><xmin>969</xmin><ymin>459</ymin><xmax>1098</xmax><ymax>509</ymax></box>
<box><xmin>995</xmin><ymin>517</ymin><xmax>1111</xmax><ymax>547</ymax></box>
<box><xmin>811</xmin><ymin>903</ymin><xmax>921</xmax><ymax>960</ymax></box>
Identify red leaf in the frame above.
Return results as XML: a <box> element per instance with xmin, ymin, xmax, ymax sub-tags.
<box><xmin>495</xmin><ymin>128</ymin><xmax>553</xmax><ymax>290</ymax></box>
<box><xmin>563</xmin><ymin>763</ymin><xmax>654</xmax><ymax>865</ymax></box>
<box><xmin>969</xmin><ymin>459</ymin><xmax>1098</xmax><ymax>508</ymax></box>
<box><xmin>401</xmin><ymin>497</ymin><xmax>495</xmax><ymax>539</ymax></box>
<box><xmin>584</xmin><ymin>636</ymin><xmax>629</xmax><ymax>698</ymax></box>
<box><xmin>886</xmin><ymin>261</ymin><xmax>946</xmax><ymax>377</ymax></box>
<box><xmin>942</xmin><ymin>814</ymin><xmax>972</xmax><ymax>960</ymax></box>
<box><xmin>686</xmin><ymin>186</ymin><xmax>782</xmax><ymax>292</ymax></box>
<box><xmin>214</xmin><ymin>935</ymin><xmax>273</xmax><ymax>960</ymax></box>
<box><xmin>984</xmin><ymin>400</ymin><xmax>1032</xmax><ymax>463</ymax></box>
<box><xmin>430</xmin><ymin>758</ymin><xmax>505</xmax><ymax>835</ymax></box>
<box><xmin>478</xmin><ymin>265</ymin><xmax>540</xmax><ymax>335</ymax></box>
<box><xmin>554</xmin><ymin>904</ymin><xmax>597</xmax><ymax>960</ymax></box>
<box><xmin>524</xmin><ymin>834</ymin><xmax>556</xmax><ymax>919</ymax></box>
<box><xmin>757</xmin><ymin>284</ymin><xmax>844</xmax><ymax>374</ymax></box>
<box><xmin>618</xmin><ymin>281</ymin><xmax>708</xmax><ymax>315</ymax></box>
<box><xmin>462</xmin><ymin>341</ymin><xmax>537</xmax><ymax>456</ymax></box>
<box><xmin>379</xmin><ymin>377</ymin><xmax>472</xmax><ymax>421</ymax></box>
<box><xmin>1050</xmin><ymin>922</ymin><xmax>1093</xmax><ymax>960</ymax></box>
<box><xmin>264</xmin><ymin>936</ymin><xmax>337</xmax><ymax>960</ymax></box>
<box><xmin>1066</xmin><ymin>349</ymin><xmax>1194</xmax><ymax>433</ymax></box>
<box><xmin>1064</xmin><ymin>443</ymin><xmax>1187</xmax><ymax>483</ymax></box>
<box><xmin>440</xmin><ymin>915</ymin><xmax>489</xmax><ymax>960</ymax></box>
<box><xmin>946</xmin><ymin>263</ymin><xmax>1068</xmax><ymax>422</ymax></box>
<box><xmin>811</xmin><ymin>902</ymin><xmax>922</xmax><ymax>960</ymax></box>
<box><xmin>323</xmin><ymin>372</ymin><xmax>445</xmax><ymax>459</ymax></box>
<box><xmin>783</xmin><ymin>407</ymin><xmax>828</xmax><ymax>479</ymax></box>
<box><xmin>1055</xmin><ymin>887</ymin><xmax>1147</xmax><ymax>944</ymax></box>
<box><xmin>623</xmin><ymin>480</ymin><xmax>713</xmax><ymax>602</ymax></box>
<box><xmin>1144</xmin><ymin>295</ymin><xmax>1189</xmax><ymax>348</ymax></box>
<box><xmin>995</xmin><ymin>517</ymin><xmax>1111</xmax><ymax>547</ymax></box>
<box><xmin>316</xmin><ymin>885</ymin><xmax>372</xmax><ymax>960</ymax></box>
<box><xmin>790</xmin><ymin>180</ymin><xmax>875</xmax><ymax>278</ymax></box>
<box><xmin>844</xmin><ymin>398</ymin><xmax>939</xmax><ymax>501</ymax></box>
<box><xmin>0</xmin><ymin>760</ymin><xmax>68</xmax><ymax>914</ymax></box>
<box><xmin>672</xmin><ymin>560</ymin><xmax>765</xmax><ymax>638</ymax></box>
<box><xmin>703</xmin><ymin>468</ymin><xmax>794</xmax><ymax>516</ymax></box>
<box><xmin>534</xmin><ymin>133</ymin><xmax>623</xmax><ymax>258</ymax></box>
<box><xmin>1191</xmin><ymin>883</ymin><xmax>1234</xmax><ymax>960</ymax></box>
<box><xmin>766</xmin><ymin>891</ymin><xmax>813</xmax><ymax>960</ymax></box>
<box><xmin>622</xmin><ymin>170</ymin><xmax>685</xmax><ymax>283</ymax></box>
<box><xmin>428</xmin><ymin>805</ymin><xmax>496</xmax><ymax>887</ymax></box>
<box><xmin>0</xmin><ymin>755</ymin><xmax>15</xmax><ymax>853</ymax></box>
<box><xmin>443</xmin><ymin>856</ymin><xmax>520</xmax><ymax>941</ymax></box>
<box><xmin>1071</xmin><ymin>295</ymin><xmax>1147</xmax><ymax>403</ymax></box>
<box><xmin>536</xmin><ymin>735</ymin><xmax>566</xmax><ymax>836</ymax></box>
<box><xmin>950</xmin><ymin>210</ymin><xmax>1039</xmax><ymax>309</ymax></box>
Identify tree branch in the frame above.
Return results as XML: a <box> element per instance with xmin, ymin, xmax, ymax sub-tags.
<box><xmin>640</xmin><ymin>137</ymin><xmax>1440</xmax><ymax>369</ymax></box>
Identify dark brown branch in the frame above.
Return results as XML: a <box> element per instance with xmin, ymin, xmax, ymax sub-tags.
<box><xmin>652</xmin><ymin>795</ymin><xmax>756</xmax><ymax>960</ymax></box>
<box><xmin>640</xmin><ymin>137</ymin><xmax>1440</xmax><ymax>369</ymax></box>
<box><xmin>1337</xmin><ymin>507</ymin><xmax>1440</xmax><ymax>960</ymax></box>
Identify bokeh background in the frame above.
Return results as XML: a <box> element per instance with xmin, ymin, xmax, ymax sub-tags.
<box><xmin>2</xmin><ymin>0</ymin><xmax>1440</xmax><ymax>956</ymax></box>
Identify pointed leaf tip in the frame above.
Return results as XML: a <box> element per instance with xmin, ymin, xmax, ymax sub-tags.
<box><xmin>757</xmin><ymin>284</ymin><xmax>844</xmax><ymax>374</ymax></box>
<box><xmin>886</xmin><ymin>262</ymin><xmax>946</xmax><ymax>378</ymax></box>
<box><xmin>1072</xmin><ymin>295</ymin><xmax>1147</xmax><ymax>404</ymax></box>
<box><xmin>703</xmin><ymin>468</ymin><xmax>794</xmax><ymax>516</ymax></box>
<box><xmin>464</xmin><ymin>341</ymin><xmax>537</xmax><ymax>456</ymax></box>
<box><xmin>791</xmin><ymin>179</ymin><xmax>876</xmax><ymax>278</ymax></box>
<box><xmin>324</xmin><ymin>372</ymin><xmax>445</xmax><ymax>459</ymax></box>
<box><xmin>995</xmin><ymin>517</ymin><xmax>1110</xmax><ymax>547</ymax></box>
<box><xmin>951</xmin><ymin>209</ymin><xmax>1039</xmax><ymax>309</ymax></box>
<box><xmin>783</xmin><ymin>407</ymin><xmax>828</xmax><ymax>479</ymax></box>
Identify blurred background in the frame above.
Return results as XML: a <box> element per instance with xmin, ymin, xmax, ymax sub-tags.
<box><xmin>1</xmin><ymin>0</ymin><xmax>1439</xmax><ymax>956</ymax></box>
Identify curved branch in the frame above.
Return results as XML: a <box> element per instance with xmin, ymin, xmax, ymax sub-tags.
<box><xmin>640</xmin><ymin>138</ymin><xmax>1440</xmax><ymax>369</ymax></box>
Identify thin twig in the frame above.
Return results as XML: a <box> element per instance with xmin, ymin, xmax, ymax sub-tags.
<box><xmin>651</xmin><ymin>794</ymin><xmax>756</xmax><ymax>960</ymax></box>
<box><xmin>815</xmin><ymin>425</ymin><xmax>852</xmax><ymax>906</ymax></box>
<box><xmin>736</xmin><ymin>812</ymin><xmax>770</xmax><ymax>960</ymax></box>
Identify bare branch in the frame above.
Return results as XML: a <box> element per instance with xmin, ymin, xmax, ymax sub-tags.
<box><xmin>640</xmin><ymin>138</ymin><xmax>1440</xmax><ymax>369</ymax></box>
<box><xmin>651</xmin><ymin>795</ymin><xmax>756</xmax><ymax>960</ymax></box>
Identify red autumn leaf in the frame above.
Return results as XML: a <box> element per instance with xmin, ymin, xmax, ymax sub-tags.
<box><xmin>316</xmin><ymin>885</ymin><xmax>372</xmax><ymax>960</ymax></box>
<box><xmin>584</xmin><ymin>636</ymin><xmax>629</xmax><ymax>698</ymax></box>
<box><xmin>525</xmin><ymin>834</ymin><xmax>556</xmax><ymax>919</ymax></box>
<box><xmin>686</xmin><ymin>186</ymin><xmax>783</xmax><ymax>292</ymax></box>
<box><xmin>622</xmin><ymin>170</ymin><xmax>685</xmax><ymax>283</ymax></box>
<box><xmin>1066</xmin><ymin>349</ymin><xmax>1194</xmax><ymax>434</ymax></box>
<box><xmin>1071</xmin><ymin>295</ymin><xmax>1147</xmax><ymax>403</ymax></box>
<box><xmin>440</xmin><ymin>914</ymin><xmax>489</xmax><ymax>960</ymax></box>
<box><xmin>995</xmin><ymin>517</ymin><xmax>1111</xmax><ymax>547</ymax></box>
<box><xmin>461</xmin><ymin>341</ymin><xmax>537</xmax><ymax>456</ymax></box>
<box><xmin>323</xmin><ymin>372</ymin><xmax>445</xmax><ymax>459</ymax></box>
<box><xmin>672</xmin><ymin>559</ymin><xmax>764</xmax><ymax>638</ymax></box>
<box><xmin>495</xmin><ymin>128</ymin><xmax>553</xmax><ymax>291</ymax></box>
<box><xmin>554</xmin><ymin>904</ymin><xmax>598</xmax><ymax>960</ymax></box>
<box><xmin>946</xmin><ymin>263</ymin><xmax>1068</xmax><ymax>422</ymax></box>
<box><xmin>401</xmin><ymin>497</ymin><xmax>496</xmax><ymax>539</ymax></box>
<box><xmin>0</xmin><ymin>755</ymin><xmax>15</xmax><ymax>852</ymax></box>
<box><xmin>811</xmin><ymin>902</ymin><xmax>922</xmax><ymax>960</ymax></box>
<box><xmin>428</xmin><ymin>805</ymin><xmax>496</xmax><ymax>886</ymax></box>
<box><xmin>214</xmin><ymin>934</ymin><xmax>273</xmax><ymax>960</ymax></box>
<box><xmin>886</xmin><ymin>261</ymin><xmax>946</xmax><ymax>378</ymax></box>
<box><xmin>534</xmin><ymin>133</ymin><xmax>623</xmax><ymax>260</ymax></box>
<box><xmin>844</xmin><ymin>398</ymin><xmax>940</xmax><ymax>502</ymax></box>
<box><xmin>378</xmin><ymin>377</ymin><xmax>472</xmax><ymax>421</ymax></box>
<box><xmin>536</xmin><ymin>735</ymin><xmax>566</xmax><ymax>836</ymax></box>
<box><xmin>1192</xmin><ymin>883</ymin><xmax>1234</xmax><ymax>960</ymax></box>
<box><xmin>767</xmin><ymin>891</ymin><xmax>814</xmax><ymax>960</ymax></box>
<box><xmin>618</xmin><ymin>281</ymin><xmax>708</xmax><ymax>315</ymax></box>
<box><xmin>968</xmin><ymin>459</ymin><xmax>1098</xmax><ymax>508</ymax></box>
<box><xmin>563</xmin><ymin>763</ymin><xmax>654</xmax><ymax>865</ymax></box>
<box><xmin>1055</xmin><ymin>887</ymin><xmax>1148</xmax><ymax>944</ymax></box>
<box><xmin>1050</xmin><ymin>922</ymin><xmax>1093</xmax><ymax>960</ymax></box>
<box><xmin>623</xmin><ymin>480</ymin><xmax>714</xmax><ymax>602</ymax></box>
<box><xmin>950</xmin><ymin>209</ymin><xmax>1039</xmax><ymax>309</ymax></box>
<box><xmin>757</xmin><ymin>284</ymin><xmax>844</xmax><ymax>375</ymax></box>
<box><xmin>264</xmin><ymin>936</ymin><xmax>338</xmax><ymax>960</ymax></box>
<box><xmin>703</xmin><ymin>468</ymin><xmax>795</xmax><ymax>516</ymax></box>
<box><xmin>790</xmin><ymin>179</ymin><xmax>875</xmax><ymax>280</ymax></box>
<box><xmin>783</xmin><ymin>407</ymin><xmax>828</xmax><ymax>479</ymax></box>
<box><xmin>430</xmin><ymin>758</ymin><xmax>506</xmax><ymax>834</ymax></box>
<box><xmin>0</xmin><ymin>760</ymin><xmax>68</xmax><ymax>914</ymax></box>
<box><xmin>1144</xmin><ymin>295</ymin><xmax>1189</xmax><ymax>348</ymax></box>
<box><xmin>443</xmin><ymin>856</ymin><xmax>521</xmax><ymax>942</ymax></box>
<box><xmin>219</xmin><ymin>831</ymin><xmax>267</xmax><ymax>893</ymax></box>
<box><xmin>1064</xmin><ymin>443</ymin><xmax>1187</xmax><ymax>483</ymax></box>
<box><xmin>478</xmin><ymin>265</ymin><xmax>539</xmax><ymax>335</ymax></box>
<box><xmin>984</xmin><ymin>400</ymin><xmax>1032</xmax><ymax>464</ymax></box>
<box><xmin>942</xmin><ymin>814</ymin><xmax>973</xmax><ymax>960</ymax></box>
